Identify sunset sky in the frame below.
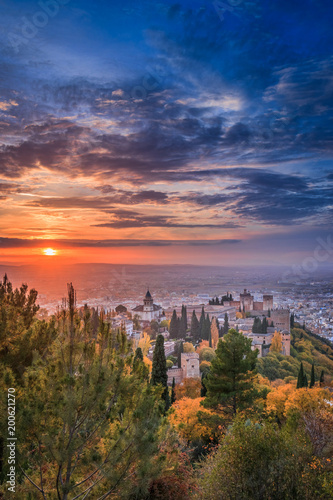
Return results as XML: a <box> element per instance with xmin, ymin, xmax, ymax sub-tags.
<box><xmin>0</xmin><ymin>0</ymin><xmax>332</xmax><ymax>265</ymax></box>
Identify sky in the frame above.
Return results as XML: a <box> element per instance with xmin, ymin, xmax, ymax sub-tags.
<box><xmin>0</xmin><ymin>0</ymin><xmax>332</xmax><ymax>266</ymax></box>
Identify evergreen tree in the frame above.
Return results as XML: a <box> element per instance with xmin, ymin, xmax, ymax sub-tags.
<box><xmin>319</xmin><ymin>370</ymin><xmax>325</xmax><ymax>387</ymax></box>
<box><xmin>171</xmin><ymin>377</ymin><xmax>176</xmax><ymax>405</ymax></box>
<box><xmin>252</xmin><ymin>317</ymin><xmax>261</xmax><ymax>333</ymax></box>
<box><xmin>223</xmin><ymin>313</ymin><xmax>229</xmax><ymax>335</ymax></box>
<box><xmin>181</xmin><ymin>304</ymin><xmax>187</xmax><ymax>330</ymax></box>
<box><xmin>202</xmin><ymin>314</ymin><xmax>211</xmax><ymax>341</ymax></box>
<box><xmin>303</xmin><ymin>373</ymin><xmax>308</xmax><ymax>388</ymax></box>
<box><xmin>190</xmin><ymin>310</ymin><xmax>200</xmax><ymax>341</ymax></box>
<box><xmin>151</xmin><ymin>334</ymin><xmax>169</xmax><ymax>410</ymax></box>
<box><xmin>16</xmin><ymin>284</ymin><xmax>163</xmax><ymax>499</ymax></box>
<box><xmin>179</xmin><ymin>306</ymin><xmax>187</xmax><ymax>338</ymax></box>
<box><xmin>297</xmin><ymin>362</ymin><xmax>305</xmax><ymax>389</ymax></box>
<box><xmin>262</xmin><ymin>317</ymin><xmax>268</xmax><ymax>334</ymax></box>
<box><xmin>204</xmin><ymin>329</ymin><xmax>259</xmax><ymax>416</ymax></box>
<box><xmin>310</xmin><ymin>363</ymin><xmax>315</xmax><ymax>388</ymax></box>
<box><xmin>201</xmin><ymin>372</ymin><xmax>207</xmax><ymax>397</ymax></box>
<box><xmin>177</xmin><ymin>341</ymin><xmax>184</xmax><ymax>368</ymax></box>
<box><xmin>169</xmin><ymin>309</ymin><xmax>179</xmax><ymax>339</ymax></box>
<box><xmin>290</xmin><ymin>312</ymin><xmax>295</xmax><ymax>328</ymax></box>
<box><xmin>199</xmin><ymin>306</ymin><xmax>205</xmax><ymax>338</ymax></box>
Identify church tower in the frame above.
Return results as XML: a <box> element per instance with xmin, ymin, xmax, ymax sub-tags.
<box><xmin>143</xmin><ymin>290</ymin><xmax>154</xmax><ymax>313</ymax></box>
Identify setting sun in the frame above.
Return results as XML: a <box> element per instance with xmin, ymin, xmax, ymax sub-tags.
<box><xmin>43</xmin><ymin>248</ymin><xmax>57</xmax><ymax>256</ymax></box>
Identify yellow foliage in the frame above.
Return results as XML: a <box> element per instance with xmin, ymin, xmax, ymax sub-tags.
<box><xmin>183</xmin><ymin>342</ymin><xmax>195</xmax><ymax>353</ymax></box>
<box><xmin>270</xmin><ymin>330</ymin><xmax>283</xmax><ymax>353</ymax></box>
<box><xmin>210</xmin><ymin>318</ymin><xmax>219</xmax><ymax>350</ymax></box>
<box><xmin>196</xmin><ymin>340</ymin><xmax>209</xmax><ymax>356</ymax></box>
<box><xmin>169</xmin><ymin>397</ymin><xmax>214</xmax><ymax>442</ymax></box>
<box><xmin>138</xmin><ymin>332</ymin><xmax>152</xmax><ymax>356</ymax></box>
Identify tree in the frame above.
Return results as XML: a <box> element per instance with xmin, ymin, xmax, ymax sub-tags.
<box><xmin>177</xmin><ymin>341</ymin><xmax>184</xmax><ymax>368</ymax></box>
<box><xmin>169</xmin><ymin>310</ymin><xmax>179</xmax><ymax>339</ymax></box>
<box><xmin>181</xmin><ymin>304</ymin><xmax>187</xmax><ymax>331</ymax></box>
<box><xmin>310</xmin><ymin>363</ymin><xmax>315</xmax><ymax>388</ymax></box>
<box><xmin>297</xmin><ymin>362</ymin><xmax>308</xmax><ymax>389</ymax></box>
<box><xmin>190</xmin><ymin>310</ymin><xmax>200</xmax><ymax>341</ymax></box>
<box><xmin>270</xmin><ymin>330</ymin><xmax>283</xmax><ymax>353</ymax></box>
<box><xmin>202</xmin><ymin>314</ymin><xmax>211</xmax><ymax>342</ymax></box>
<box><xmin>252</xmin><ymin>317</ymin><xmax>261</xmax><ymax>333</ymax></box>
<box><xmin>151</xmin><ymin>334</ymin><xmax>170</xmax><ymax>411</ymax></box>
<box><xmin>210</xmin><ymin>318</ymin><xmax>219</xmax><ymax>349</ymax></box>
<box><xmin>223</xmin><ymin>313</ymin><xmax>229</xmax><ymax>335</ymax></box>
<box><xmin>319</xmin><ymin>370</ymin><xmax>325</xmax><ymax>387</ymax></box>
<box><xmin>133</xmin><ymin>313</ymin><xmax>141</xmax><ymax>330</ymax></box>
<box><xmin>179</xmin><ymin>307</ymin><xmax>187</xmax><ymax>339</ymax></box>
<box><xmin>204</xmin><ymin>329</ymin><xmax>259</xmax><ymax>416</ymax></box>
<box><xmin>199</xmin><ymin>307</ymin><xmax>205</xmax><ymax>338</ymax></box>
<box><xmin>290</xmin><ymin>312</ymin><xmax>295</xmax><ymax>328</ymax></box>
<box><xmin>171</xmin><ymin>377</ymin><xmax>176</xmax><ymax>405</ymax></box>
<box><xmin>15</xmin><ymin>284</ymin><xmax>165</xmax><ymax>499</ymax></box>
<box><xmin>183</xmin><ymin>342</ymin><xmax>195</xmax><ymax>353</ymax></box>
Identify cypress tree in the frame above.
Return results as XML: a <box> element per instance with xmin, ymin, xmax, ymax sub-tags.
<box><xmin>290</xmin><ymin>313</ymin><xmax>295</xmax><ymax>328</ymax></box>
<box><xmin>208</xmin><ymin>327</ymin><xmax>212</xmax><ymax>347</ymax></box>
<box><xmin>223</xmin><ymin>313</ymin><xmax>229</xmax><ymax>335</ymax></box>
<box><xmin>310</xmin><ymin>363</ymin><xmax>315</xmax><ymax>388</ymax></box>
<box><xmin>201</xmin><ymin>372</ymin><xmax>207</xmax><ymax>397</ymax></box>
<box><xmin>151</xmin><ymin>334</ymin><xmax>169</xmax><ymax>410</ymax></box>
<box><xmin>202</xmin><ymin>314</ymin><xmax>211</xmax><ymax>341</ymax></box>
<box><xmin>171</xmin><ymin>377</ymin><xmax>176</xmax><ymax>405</ymax></box>
<box><xmin>297</xmin><ymin>362</ymin><xmax>305</xmax><ymax>389</ymax></box>
<box><xmin>303</xmin><ymin>373</ymin><xmax>308</xmax><ymax>388</ymax></box>
<box><xmin>181</xmin><ymin>305</ymin><xmax>187</xmax><ymax>330</ymax></box>
<box><xmin>169</xmin><ymin>309</ymin><xmax>179</xmax><ymax>339</ymax></box>
<box><xmin>177</xmin><ymin>341</ymin><xmax>183</xmax><ymax>368</ymax></box>
<box><xmin>199</xmin><ymin>307</ymin><xmax>205</xmax><ymax>338</ymax></box>
<box><xmin>319</xmin><ymin>370</ymin><xmax>325</xmax><ymax>387</ymax></box>
<box><xmin>190</xmin><ymin>310</ymin><xmax>200</xmax><ymax>341</ymax></box>
<box><xmin>262</xmin><ymin>317</ymin><xmax>268</xmax><ymax>334</ymax></box>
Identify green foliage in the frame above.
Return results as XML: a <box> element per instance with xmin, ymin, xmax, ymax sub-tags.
<box><xmin>190</xmin><ymin>310</ymin><xmax>200</xmax><ymax>341</ymax></box>
<box><xmin>257</xmin><ymin>326</ymin><xmax>333</xmax><ymax>382</ymax></box>
<box><xmin>223</xmin><ymin>313</ymin><xmax>229</xmax><ymax>335</ymax></box>
<box><xmin>204</xmin><ymin>329</ymin><xmax>259</xmax><ymax>416</ymax></box>
<box><xmin>170</xmin><ymin>310</ymin><xmax>179</xmax><ymax>339</ymax></box>
<box><xmin>196</xmin><ymin>419</ymin><xmax>330</xmax><ymax>500</ymax></box>
<box><xmin>14</xmin><ymin>304</ymin><xmax>165</xmax><ymax>499</ymax></box>
<box><xmin>151</xmin><ymin>334</ymin><xmax>170</xmax><ymax>411</ymax></box>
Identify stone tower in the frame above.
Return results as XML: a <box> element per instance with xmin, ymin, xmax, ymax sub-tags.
<box><xmin>143</xmin><ymin>290</ymin><xmax>154</xmax><ymax>313</ymax></box>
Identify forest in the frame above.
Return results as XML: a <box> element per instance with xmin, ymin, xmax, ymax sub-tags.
<box><xmin>0</xmin><ymin>276</ymin><xmax>332</xmax><ymax>499</ymax></box>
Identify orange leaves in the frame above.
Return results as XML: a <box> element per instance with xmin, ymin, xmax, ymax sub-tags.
<box><xmin>169</xmin><ymin>397</ymin><xmax>213</xmax><ymax>442</ymax></box>
<box><xmin>174</xmin><ymin>378</ymin><xmax>201</xmax><ymax>400</ymax></box>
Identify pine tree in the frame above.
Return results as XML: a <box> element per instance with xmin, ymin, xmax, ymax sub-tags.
<box><xmin>223</xmin><ymin>313</ymin><xmax>229</xmax><ymax>335</ymax></box>
<box><xmin>171</xmin><ymin>377</ymin><xmax>176</xmax><ymax>405</ymax></box>
<box><xmin>169</xmin><ymin>309</ymin><xmax>179</xmax><ymax>339</ymax></box>
<box><xmin>320</xmin><ymin>370</ymin><xmax>325</xmax><ymax>387</ymax></box>
<box><xmin>204</xmin><ymin>329</ymin><xmax>259</xmax><ymax>416</ymax></box>
<box><xmin>310</xmin><ymin>363</ymin><xmax>315</xmax><ymax>388</ymax></box>
<box><xmin>151</xmin><ymin>334</ymin><xmax>169</xmax><ymax>410</ymax></box>
<box><xmin>191</xmin><ymin>310</ymin><xmax>200</xmax><ymax>340</ymax></box>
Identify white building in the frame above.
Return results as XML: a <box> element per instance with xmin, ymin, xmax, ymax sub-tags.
<box><xmin>132</xmin><ymin>290</ymin><xmax>163</xmax><ymax>322</ymax></box>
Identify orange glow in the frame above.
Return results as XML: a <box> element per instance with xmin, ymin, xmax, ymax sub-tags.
<box><xmin>43</xmin><ymin>248</ymin><xmax>57</xmax><ymax>256</ymax></box>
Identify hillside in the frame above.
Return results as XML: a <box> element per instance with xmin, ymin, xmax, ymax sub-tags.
<box><xmin>257</xmin><ymin>325</ymin><xmax>333</xmax><ymax>382</ymax></box>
